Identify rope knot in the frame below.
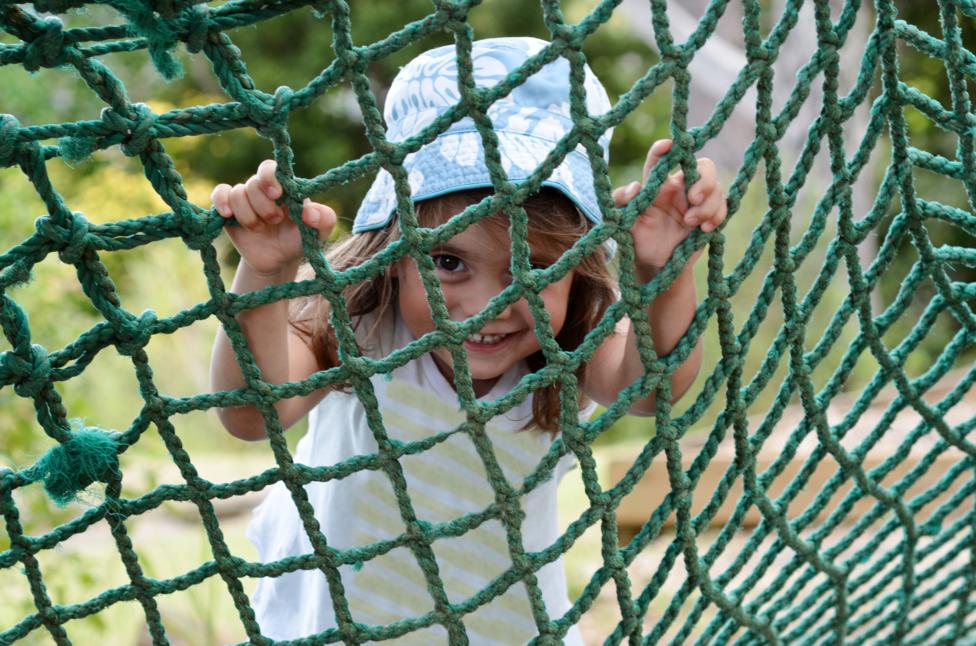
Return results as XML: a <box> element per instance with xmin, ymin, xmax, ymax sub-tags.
<box><xmin>547</xmin><ymin>23</ymin><xmax>574</xmax><ymax>44</ymax></box>
<box><xmin>184</xmin><ymin>4</ymin><xmax>211</xmax><ymax>54</ymax></box>
<box><xmin>342</xmin><ymin>355</ymin><xmax>370</xmax><ymax>376</ymax></box>
<box><xmin>575</xmin><ymin>115</ymin><xmax>599</xmax><ymax>135</ymax></box>
<box><xmin>444</xmin><ymin>323</ymin><xmax>468</xmax><ymax>347</ymax></box>
<box><xmin>23</xmin><ymin>17</ymin><xmax>67</xmax><ymax>72</ymax></box>
<box><xmin>661</xmin><ymin>47</ymin><xmax>693</xmax><ymax>68</ymax></box>
<box><xmin>656</xmin><ymin>423</ymin><xmax>681</xmax><ymax>442</ymax></box>
<box><xmin>36</xmin><ymin>212</ymin><xmax>91</xmax><ymax>264</ymax></box>
<box><xmin>25</xmin><ymin>427</ymin><xmax>121</xmax><ymax>506</ymax></box>
<box><xmin>337</xmin><ymin>46</ymin><xmax>365</xmax><ymax>72</ymax></box>
<box><xmin>818</xmin><ymin>29</ymin><xmax>840</xmax><ymax>49</ymax></box>
<box><xmin>271</xmin><ymin>86</ymin><xmax>295</xmax><ymax>125</ymax></box>
<box><xmin>517</xmin><ymin>272</ymin><xmax>539</xmax><ymax>293</ymax></box>
<box><xmin>603</xmin><ymin>552</ymin><xmax>625</xmax><ymax>570</ymax></box>
<box><xmin>256</xmin><ymin>390</ymin><xmax>280</xmax><ymax>410</ymax></box>
<box><xmin>548</xmin><ymin>351</ymin><xmax>570</xmax><ymax>368</ymax></box>
<box><xmin>709</xmin><ymin>279</ymin><xmax>730</xmax><ymax>299</ymax></box>
<box><xmin>748</xmin><ymin>45</ymin><xmax>773</xmax><ymax>62</ymax></box>
<box><xmin>97</xmin><ymin>105</ymin><xmax>155</xmax><ymax>157</ymax></box>
<box><xmin>498</xmin><ymin>494</ymin><xmax>526</xmax><ymax>524</ymax></box>
<box><xmin>383</xmin><ymin>141</ymin><xmax>404</xmax><ymax>164</ymax></box>
<box><xmin>757</xmin><ymin>122</ymin><xmax>779</xmax><ymax>143</ymax></box>
<box><xmin>182</xmin><ymin>208</ymin><xmax>224</xmax><ymax>250</ymax></box>
<box><xmin>675</xmin><ymin>131</ymin><xmax>695</xmax><ymax>152</ymax></box>
<box><xmin>116</xmin><ymin>310</ymin><xmax>157</xmax><ymax>356</ymax></box>
<box><xmin>114</xmin><ymin>1</ymin><xmax>184</xmax><ymax>79</ymax></box>
<box><xmin>118</xmin><ymin>104</ymin><xmax>157</xmax><ymax>156</ymax></box>
<box><xmin>409</xmin><ymin>519</ymin><xmax>433</xmax><ymax>539</ymax></box>
<box><xmin>432</xmin><ymin>0</ymin><xmax>469</xmax><ymax>23</ymax></box>
<box><xmin>0</xmin><ymin>114</ymin><xmax>22</xmax><ymax>167</ymax></box>
<box><xmin>823</xmin><ymin>103</ymin><xmax>842</xmax><ymax>123</ymax></box>
<box><xmin>143</xmin><ymin>395</ymin><xmax>166</xmax><ymax>416</ymax></box>
<box><xmin>644</xmin><ymin>358</ymin><xmax>666</xmax><ymax>376</ymax></box>
<box><xmin>250</xmin><ymin>89</ymin><xmax>294</xmax><ymax>137</ymax></box>
<box><xmin>4</xmin><ymin>343</ymin><xmax>52</xmax><ymax>399</ymax></box>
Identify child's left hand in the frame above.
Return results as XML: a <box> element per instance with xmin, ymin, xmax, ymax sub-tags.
<box><xmin>613</xmin><ymin>139</ymin><xmax>727</xmax><ymax>280</ymax></box>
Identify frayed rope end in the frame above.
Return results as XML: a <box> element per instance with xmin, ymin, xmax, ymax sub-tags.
<box><xmin>26</xmin><ymin>427</ymin><xmax>121</xmax><ymax>506</ymax></box>
<box><xmin>59</xmin><ymin>136</ymin><xmax>97</xmax><ymax>164</ymax></box>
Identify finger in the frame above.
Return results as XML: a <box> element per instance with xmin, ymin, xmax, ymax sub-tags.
<box><xmin>688</xmin><ymin>158</ymin><xmax>717</xmax><ymax>205</ymax></box>
<box><xmin>683</xmin><ymin>192</ymin><xmax>721</xmax><ymax>226</ymax></box>
<box><xmin>700</xmin><ymin>198</ymin><xmax>728</xmax><ymax>233</ymax></box>
<box><xmin>211</xmin><ymin>183</ymin><xmax>233</xmax><ymax>217</ymax></box>
<box><xmin>245</xmin><ymin>175</ymin><xmax>282</xmax><ymax>222</ymax></box>
<box><xmin>661</xmin><ymin>173</ymin><xmax>689</xmax><ymax>212</ymax></box>
<box><xmin>642</xmin><ymin>139</ymin><xmax>673</xmax><ymax>183</ymax></box>
<box><xmin>256</xmin><ymin>159</ymin><xmax>281</xmax><ymax>199</ymax></box>
<box><xmin>612</xmin><ymin>181</ymin><xmax>642</xmax><ymax>207</ymax></box>
<box><xmin>302</xmin><ymin>201</ymin><xmax>337</xmax><ymax>241</ymax></box>
<box><xmin>228</xmin><ymin>184</ymin><xmax>260</xmax><ymax>230</ymax></box>
<box><xmin>684</xmin><ymin>190</ymin><xmax>725</xmax><ymax>228</ymax></box>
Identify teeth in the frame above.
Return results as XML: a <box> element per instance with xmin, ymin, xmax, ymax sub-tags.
<box><xmin>468</xmin><ymin>332</ymin><xmax>507</xmax><ymax>344</ymax></box>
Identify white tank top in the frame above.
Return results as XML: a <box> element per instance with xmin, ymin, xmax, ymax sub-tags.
<box><xmin>247</xmin><ymin>311</ymin><xmax>589</xmax><ymax>644</ymax></box>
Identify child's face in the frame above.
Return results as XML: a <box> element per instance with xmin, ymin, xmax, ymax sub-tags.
<box><xmin>396</xmin><ymin>220</ymin><xmax>574</xmax><ymax>397</ymax></box>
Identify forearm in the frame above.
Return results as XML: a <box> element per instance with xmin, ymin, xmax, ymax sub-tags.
<box><xmin>210</xmin><ymin>259</ymin><xmax>300</xmax><ymax>438</ymax></box>
<box><xmin>645</xmin><ymin>263</ymin><xmax>702</xmax><ymax>401</ymax></box>
<box><xmin>624</xmin><ymin>263</ymin><xmax>702</xmax><ymax>411</ymax></box>
<box><xmin>597</xmin><ymin>139</ymin><xmax>724</xmax><ymax>413</ymax></box>
<box><xmin>585</xmin><ymin>261</ymin><xmax>703</xmax><ymax>414</ymax></box>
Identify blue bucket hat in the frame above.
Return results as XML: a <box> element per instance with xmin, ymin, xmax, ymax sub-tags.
<box><xmin>352</xmin><ymin>37</ymin><xmax>613</xmax><ymax>233</ymax></box>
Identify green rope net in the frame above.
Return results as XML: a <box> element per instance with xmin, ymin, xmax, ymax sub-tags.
<box><xmin>1</xmin><ymin>0</ymin><xmax>975</xmax><ymax>643</ymax></box>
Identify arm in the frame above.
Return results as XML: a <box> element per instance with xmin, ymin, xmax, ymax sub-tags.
<box><xmin>209</xmin><ymin>160</ymin><xmax>337</xmax><ymax>440</ymax></box>
<box><xmin>585</xmin><ymin>139</ymin><xmax>727</xmax><ymax>416</ymax></box>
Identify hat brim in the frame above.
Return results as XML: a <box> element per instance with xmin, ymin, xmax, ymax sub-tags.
<box><xmin>352</xmin><ymin>129</ymin><xmax>604</xmax><ymax>233</ymax></box>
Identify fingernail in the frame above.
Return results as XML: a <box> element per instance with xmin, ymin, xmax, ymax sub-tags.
<box><xmin>267</xmin><ymin>185</ymin><xmax>281</xmax><ymax>199</ymax></box>
<box><xmin>630</xmin><ymin>181</ymin><xmax>641</xmax><ymax>197</ymax></box>
<box><xmin>305</xmin><ymin>209</ymin><xmax>319</xmax><ymax>226</ymax></box>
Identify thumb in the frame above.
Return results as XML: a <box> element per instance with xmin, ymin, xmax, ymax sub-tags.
<box><xmin>302</xmin><ymin>200</ymin><xmax>337</xmax><ymax>241</ymax></box>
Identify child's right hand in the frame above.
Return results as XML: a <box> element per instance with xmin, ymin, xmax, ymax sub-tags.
<box><xmin>211</xmin><ymin>160</ymin><xmax>336</xmax><ymax>277</ymax></box>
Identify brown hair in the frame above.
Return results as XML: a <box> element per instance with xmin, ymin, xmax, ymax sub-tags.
<box><xmin>289</xmin><ymin>188</ymin><xmax>616</xmax><ymax>432</ymax></box>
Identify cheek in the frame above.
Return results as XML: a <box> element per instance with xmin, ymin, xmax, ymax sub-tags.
<box><xmin>540</xmin><ymin>279</ymin><xmax>573</xmax><ymax>335</ymax></box>
<box><xmin>397</xmin><ymin>269</ymin><xmax>436</xmax><ymax>335</ymax></box>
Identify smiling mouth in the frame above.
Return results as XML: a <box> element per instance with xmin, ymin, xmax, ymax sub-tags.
<box><xmin>466</xmin><ymin>332</ymin><xmax>512</xmax><ymax>345</ymax></box>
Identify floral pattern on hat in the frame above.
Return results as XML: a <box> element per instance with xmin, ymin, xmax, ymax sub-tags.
<box><xmin>355</xmin><ymin>37</ymin><xmax>612</xmax><ymax>233</ymax></box>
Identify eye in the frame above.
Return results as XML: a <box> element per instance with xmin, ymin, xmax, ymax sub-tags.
<box><xmin>431</xmin><ymin>254</ymin><xmax>466</xmax><ymax>273</ymax></box>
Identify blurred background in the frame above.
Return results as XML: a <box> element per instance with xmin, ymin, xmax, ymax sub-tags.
<box><xmin>1</xmin><ymin>1</ymin><xmax>974</xmax><ymax>642</ymax></box>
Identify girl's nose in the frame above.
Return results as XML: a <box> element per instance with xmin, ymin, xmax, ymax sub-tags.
<box><xmin>460</xmin><ymin>275</ymin><xmax>513</xmax><ymax>319</ymax></box>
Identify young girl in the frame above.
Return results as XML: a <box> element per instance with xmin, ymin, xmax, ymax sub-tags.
<box><xmin>210</xmin><ymin>38</ymin><xmax>726</xmax><ymax>644</ymax></box>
